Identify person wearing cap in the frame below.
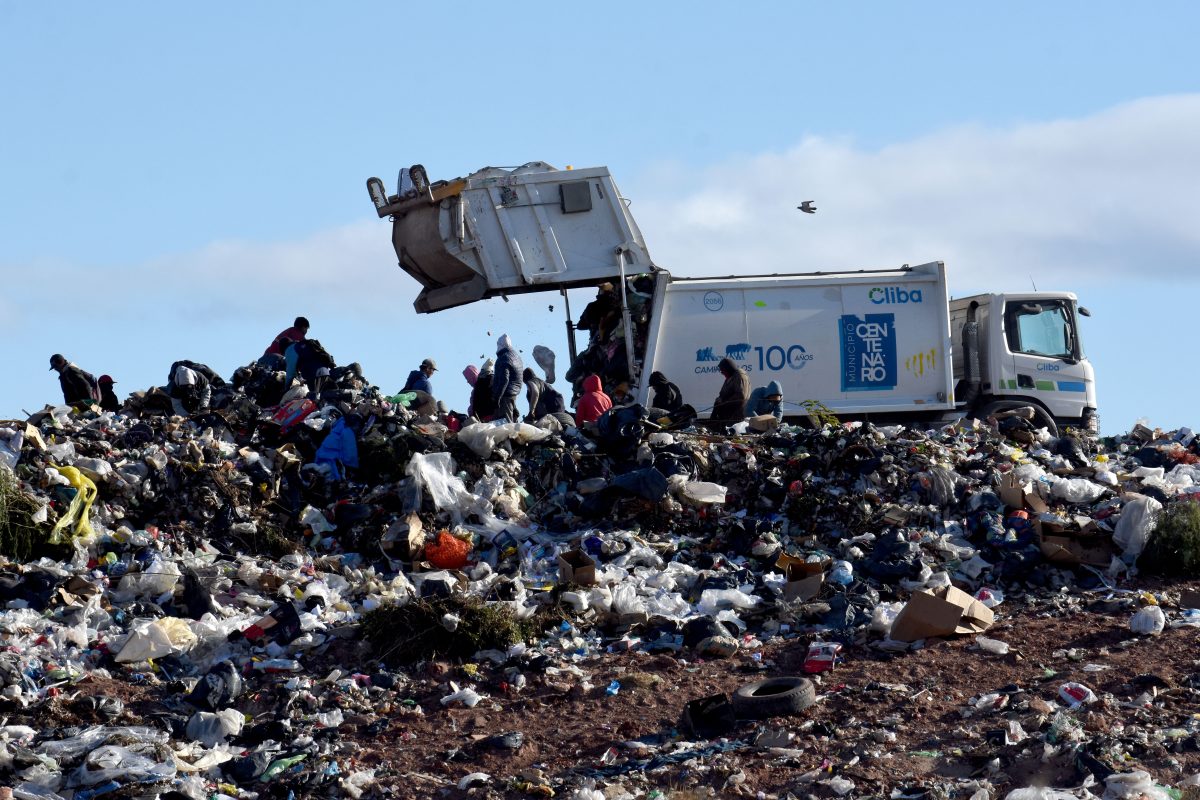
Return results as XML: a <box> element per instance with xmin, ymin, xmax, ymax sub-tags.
<box><xmin>402</xmin><ymin>358</ymin><xmax>437</xmax><ymax>396</ymax></box>
<box><xmin>98</xmin><ymin>375</ymin><xmax>121</xmax><ymax>413</ymax></box>
<box><xmin>49</xmin><ymin>354</ymin><xmax>101</xmax><ymax>407</ymax></box>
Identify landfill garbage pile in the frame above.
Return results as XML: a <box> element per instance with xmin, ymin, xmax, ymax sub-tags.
<box><xmin>3</xmin><ymin>369</ymin><xmax>1200</xmax><ymax>799</ymax></box>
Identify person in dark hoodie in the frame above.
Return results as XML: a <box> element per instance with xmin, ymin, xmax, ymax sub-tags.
<box><xmin>97</xmin><ymin>375</ymin><xmax>121</xmax><ymax>413</ymax></box>
<box><xmin>522</xmin><ymin>367</ymin><xmax>565</xmax><ymax>421</ymax></box>
<box><xmin>648</xmin><ymin>371</ymin><xmax>683</xmax><ymax>412</ymax></box>
<box><xmin>492</xmin><ymin>335</ymin><xmax>524</xmax><ymax>422</ymax></box>
<box><xmin>711</xmin><ymin>357</ymin><xmax>750</xmax><ymax>423</ymax></box>
<box><xmin>49</xmin><ymin>354</ymin><xmax>101</xmax><ymax>407</ymax></box>
<box><xmin>745</xmin><ymin>380</ymin><xmax>784</xmax><ymax>421</ymax></box>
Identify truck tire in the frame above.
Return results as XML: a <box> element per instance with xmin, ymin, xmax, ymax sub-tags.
<box><xmin>976</xmin><ymin>400</ymin><xmax>1058</xmax><ymax>437</ymax></box>
<box><xmin>731</xmin><ymin>677</ymin><xmax>816</xmax><ymax>719</ymax></box>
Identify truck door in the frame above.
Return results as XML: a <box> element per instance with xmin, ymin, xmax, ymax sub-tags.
<box><xmin>999</xmin><ymin>299</ymin><xmax>1090</xmax><ymax>420</ymax></box>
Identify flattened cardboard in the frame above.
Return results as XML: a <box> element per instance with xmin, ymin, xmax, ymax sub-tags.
<box><xmin>1038</xmin><ymin>531</ymin><xmax>1114</xmax><ymax>567</ymax></box>
<box><xmin>1179</xmin><ymin>590</ymin><xmax>1200</xmax><ymax>610</ymax></box>
<box><xmin>557</xmin><ymin>549</ymin><xmax>597</xmax><ymax>586</ymax></box>
<box><xmin>890</xmin><ymin>585</ymin><xmax>995</xmax><ymax>642</ymax></box>
<box><xmin>776</xmin><ymin>554</ymin><xmax>828</xmax><ymax>601</ymax></box>
<box><xmin>999</xmin><ymin>473</ymin><xmax>1049</xmax><ymax>513</ymax></box>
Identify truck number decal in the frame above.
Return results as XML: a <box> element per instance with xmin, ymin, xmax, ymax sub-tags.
<box><xmin>754</xmin><ymin>345</ymin><xmax>814</xmax><ymax>372</ymax></box>
<box><xmin>839</xmin><ymin>313</ymin><xmax>897</xmax><ymax>392</ymax></box>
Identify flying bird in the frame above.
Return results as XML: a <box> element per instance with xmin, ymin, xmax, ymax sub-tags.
<box><xmin>797</xmin><ymin>201</ymin><xmax>817</xmax><ymax>214</ymax></box>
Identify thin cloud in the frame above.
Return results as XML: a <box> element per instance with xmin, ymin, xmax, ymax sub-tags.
<box><xmin>629</xmin><ymin>95</ymin><xmax>1200</xmax><ymax>293</ymax></box>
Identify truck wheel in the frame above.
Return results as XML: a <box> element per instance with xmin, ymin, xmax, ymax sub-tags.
<box><xmin>976</xmin><ymin>400</ymin><xmax>1058</xmax><ymax>437</ymax></box>
<box><xmin>731</xmin><ymin>677</ymin><xmax>816</xmax><ymax>719</ymax></box>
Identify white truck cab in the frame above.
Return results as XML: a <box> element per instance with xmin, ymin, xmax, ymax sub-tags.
<box><xmin>950</xmin><ymin>293</ymin><xmax>1097</xmax><ymax>433</ymax></box>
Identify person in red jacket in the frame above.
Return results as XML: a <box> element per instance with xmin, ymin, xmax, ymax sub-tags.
<box><xmin>574</xmin><ymin>374</ymin><xmax>612</xmax><ymax>426</ymax></box>
<box><xmin>263</xmin><ymin>317</ymin><xmax>310</xmax><ymax>358</ymax></box>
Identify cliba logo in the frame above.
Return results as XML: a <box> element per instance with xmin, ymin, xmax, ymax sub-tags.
<box><xmin>869</xmin><ymin>286</ymin><xmax>923</xmax><ymax>304</ymax></box>
<box><xmin>1037</xmin><ymin>363</ymin><xmax>1061</xmax><ymax>372</ymax></box>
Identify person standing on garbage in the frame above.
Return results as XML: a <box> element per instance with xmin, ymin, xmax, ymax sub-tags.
<box><xmin>492</xmin><ymin>335</ymin><xmax>524</xmax><ymax>422</ymax></box>
<box><xmin>711</xmin><ymin>357</ymin><xmax>750</xmax><ymax>423</ymax></box>
<box><xmin>263</xmin><ymin>316</ymin><xmax>310</xmax><ymax>358</ymax></box>
<box><xmin>745</xmin><ymin>380</ymin><xmax>784</xmax><ymax>422</ymax></box>
<box><xmin>575</xmin><ymin>374</ymin><xmax>612</xmax><ymax>426</ymax></box>
<box><xmin>97</xmin><ymin>375</ymin><xmax>121</xmax><ymax>413</ymax></box>
<box><xmin>522</xmin><ymin>367</ymin><xmax>565</xmax><ymax>421</ymax></box>
<box><xmin>648</xmin><ymin>371</ymin><xmax>684</xmax><ymax>412</ymax></box>
<box><xmin>470</xmin><ymin>359</ymin><xmax>498</xmax><ymax>421</ymax></box>
<box><xmin>402</xmin><ymin>358</ymin><xmax>437</xmax><ymax>395</ymax></box>
<box><xmin>49</xmin><ymin>354</ymin><xmax>101</xmax><ymax>407</ymax></box>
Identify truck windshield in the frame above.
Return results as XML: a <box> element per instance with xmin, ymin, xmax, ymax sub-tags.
<box><xmin>1004</xmin><ymin>300</ymin><xmax>1075</xmax><ymax>359</ymax></box>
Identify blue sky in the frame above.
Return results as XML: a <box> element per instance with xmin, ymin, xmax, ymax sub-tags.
<box><xmin>2</xmin><ymin>3</ymin><xmax>1198</xmax><ymax>433</ymax></box>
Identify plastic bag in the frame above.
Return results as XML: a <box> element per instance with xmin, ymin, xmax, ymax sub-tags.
<box><xmin>440</xmin><ymin>682</ymin><xmax>486</xmax><ymax>708</ymax></box>
<box><xmin>116</xmin><ymin>617</ymin><xmax>195</xmax><ymax>662</ymax></box>
<box><xmin>1005</xmin><ymin>789</ymin><xmax>1078</xmax><ymax>800</ymax></box>
<box><xmin>1113</xmin><ymin>495</ymin><xmax>1163</xmax><ymax>560</ymax></box>
<box><xmin>680</xmin><ymin>481</ymin><xmax>728</xmax><ymax>505</ymax></box>
<box><xmin>48</xmin><ymin>465</ymin><xmax>97</xmax><ymax>543</ymax></box>
<box><xmin>457</xmin><ymin>422</ymin><xmax>551</xmax><ymax>458</ymax></box>
<box><xmin>1130</xmin><ymin>606</ymin><xmax>1166</xmax><ymax>635</ymax></box>
<box><xmin>1050</xmin><ymin>477</ymin><xmax>1106</xmax><ymax>504</ymax></box>
<box><xmin>185</xmin><ymin>709</ymin><xmax>244</xmax><ymax>747</ymax></box>
<box><xmin>406</xmin><ymin>451</ymin><xmax>474</xmax><ymax>521</ymax></box>
<box><xmin>1058</xmin><ymin>682</ymin><xmax>1097</xmax><ymax>707</ymax></box>
<box><xmin>68</xmin><ymin>744</ymin><xmax>176</xmax><ymax>788</ymax></box>
<box><xmin>1104</xmin><ymin>770</ymin><xmax>1171</xmax><ymax>800</ymax></box>
<box><xmin>976</xmin><ymin>635</ymin><xmax>1010</xmax><ymax>655</ymax></box>
<box><xmin>696</xmin><ymin>588</ymin><xmax>759</xmax><ymax>616</ymax></box>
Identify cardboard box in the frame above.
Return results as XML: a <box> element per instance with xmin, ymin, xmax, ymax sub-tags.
<box><xmin>776</xmin><ymin>554</ymin><xmax>828</xmax><ymax>601</ymax></box>
<box><xmin>999</xmin><ymin>473</ymin><xmax>1049</xmax><ymax>513</ymax></box>
<box><xmin>557</xmin><ymin>549</ymin><xmax>597</xmax><ymax>586</ymax></box>
<box><xmin>747</xmin><ymin>414</ymin><xmax>780</xmax><ymax>433</ymax></box>
<box><xmin>890</xmin><ymin>585</ymin><xmax>995</xmax><ymax>642</ymax></box>
<box><xmin>1038</xmin><ymin>531</ymin><xmax>1114</xmax><ymax>567</ymax></box>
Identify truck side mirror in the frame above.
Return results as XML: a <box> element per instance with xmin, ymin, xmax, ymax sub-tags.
<box><xmin>1078</xmin><ymin>306</ymin><xmax>1091</xmax><ymax>317</ymax></box>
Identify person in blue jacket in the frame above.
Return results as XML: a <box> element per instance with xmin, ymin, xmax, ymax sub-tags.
<box><xmin>402</xmin><ymin>358</ymin><xmax>437</xmax><ymax>395</ymax></box>
<box><xmin>745</xmin><ymin>380</ymin><xmax>784</xmax><ymax>421</ymax></box>
<box><xmin>491</xmin><ymin>335</ymin><xmax>524</xmax><ymax>422</ymax></box>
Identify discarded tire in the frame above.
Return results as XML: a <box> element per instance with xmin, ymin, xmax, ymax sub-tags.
<box><xmin>732</xmin><ymin>676</ymin><xmax>816</xmax><ymax>719</ymax></box>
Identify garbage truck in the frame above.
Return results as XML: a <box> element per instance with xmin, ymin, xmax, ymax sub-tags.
<box><xmin>366</xmin><ymin>162</ymin><xmax>1097</xmax><ymax>434</ymax></box>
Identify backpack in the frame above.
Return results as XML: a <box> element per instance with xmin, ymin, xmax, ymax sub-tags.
<box><xmin>79</xmin><ymin>368</ymin><xmax>102</xmax><ymax>403</ymax></box>
<box><xmin>272</xmin><ymin>398</ymin><xmax>317</xmax><ymax>435</ymax></box>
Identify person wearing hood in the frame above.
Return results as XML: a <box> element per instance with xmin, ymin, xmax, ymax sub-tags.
<box><xmin>523</xmin><ymin>367</ymin><xmax>565</xmax><ymax>421</ymax></box>
<box><xmin>470</xmin><ymin>359</ymin><xmax>497</xmax><ymax>421</ymax></box>
<box><xmin>49</xmin><ymin>354</ymin><xmax>101</xmax><ymax>407</ymax></box>
<box><xmin>492</xmin><ymin>335</ymin><xmax>524</xmax><ymax>422</ymax></box>
<box><xmin>402</xmin><ymin>358</ymin><xmax>437</xmax><ymax>395</ymax></box>
<box><xmin>648</xmin><ymin>371</ymin><xmax>683</xmax><ymax>412</ymax></box>
<box><xmin>98</xmin><ymin>375</ymin><xmax>121</xmax><ymax>413</ymax></box>
<box><xmin>575</xmin><ymin>374</ymin><xmax>612</xmax><ymax>426</ymax></box>
<box><xmin>745</xmin><ymin>380</ymin><xmax>784</xmax><ymax>421</ymax></box>
<box><xmin>711</xmin><ymin>357</ymin><xmax>750</xmax><ymax>423</ymax></box>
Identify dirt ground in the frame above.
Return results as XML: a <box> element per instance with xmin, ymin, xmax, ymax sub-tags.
<box><xmin>331</xmin><ymin>580</ymin><xmax>1200</xmax><ymax>798</ymax></box>
<box><xmin>19</xmin><ymin>580</ymin><xmax>1200</xmax><ymax>799</ymax></box>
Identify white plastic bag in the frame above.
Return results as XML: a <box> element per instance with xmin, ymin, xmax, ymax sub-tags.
<box><xmin>1104</xmin><ymin>770</ymin><xmax>1171</xmax><ymax>800</ymax></box>
<box><xmin>680</xmin><ymin>481</ymin><xmax>728</xmax><ymax>505</ymax></box>
<box><xmin>1113</xmin><ymin>495</ymin><xmax>1163</xmax><ymax>560</ymax></box>
<box><xmin>406</xmin><ymin>451</ymin><xmax>475</xmax><ymax>521</ymax></box>
<box><xmin>1051</xmin><ymin>477</ymin><xmax>1106</xmax><ymax>504</ymax></box>
<box><xmin>185</xmin><ymin>708</ymin><xmax>244</xmax><ymax>747</ymax></box>
<box><xmin>1130</xmin><ymin>606</ymin><xmax>1166</xmax><ymax>636</ymax></box>
<box><xmin>696</xmin><ymin>588</ymin><xmax>759</xmax><ymax>615</ymax></box>
<box><xmin>1005</xmin><ymin>789</ymin><xmax>1078</xmax><ymax>800</ymax></box>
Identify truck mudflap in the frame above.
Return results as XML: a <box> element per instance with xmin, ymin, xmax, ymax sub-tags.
<box><xmin>369</xmin><ymin>162</ymin><xmax>654</xmax><ymax>313</ymax></box>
